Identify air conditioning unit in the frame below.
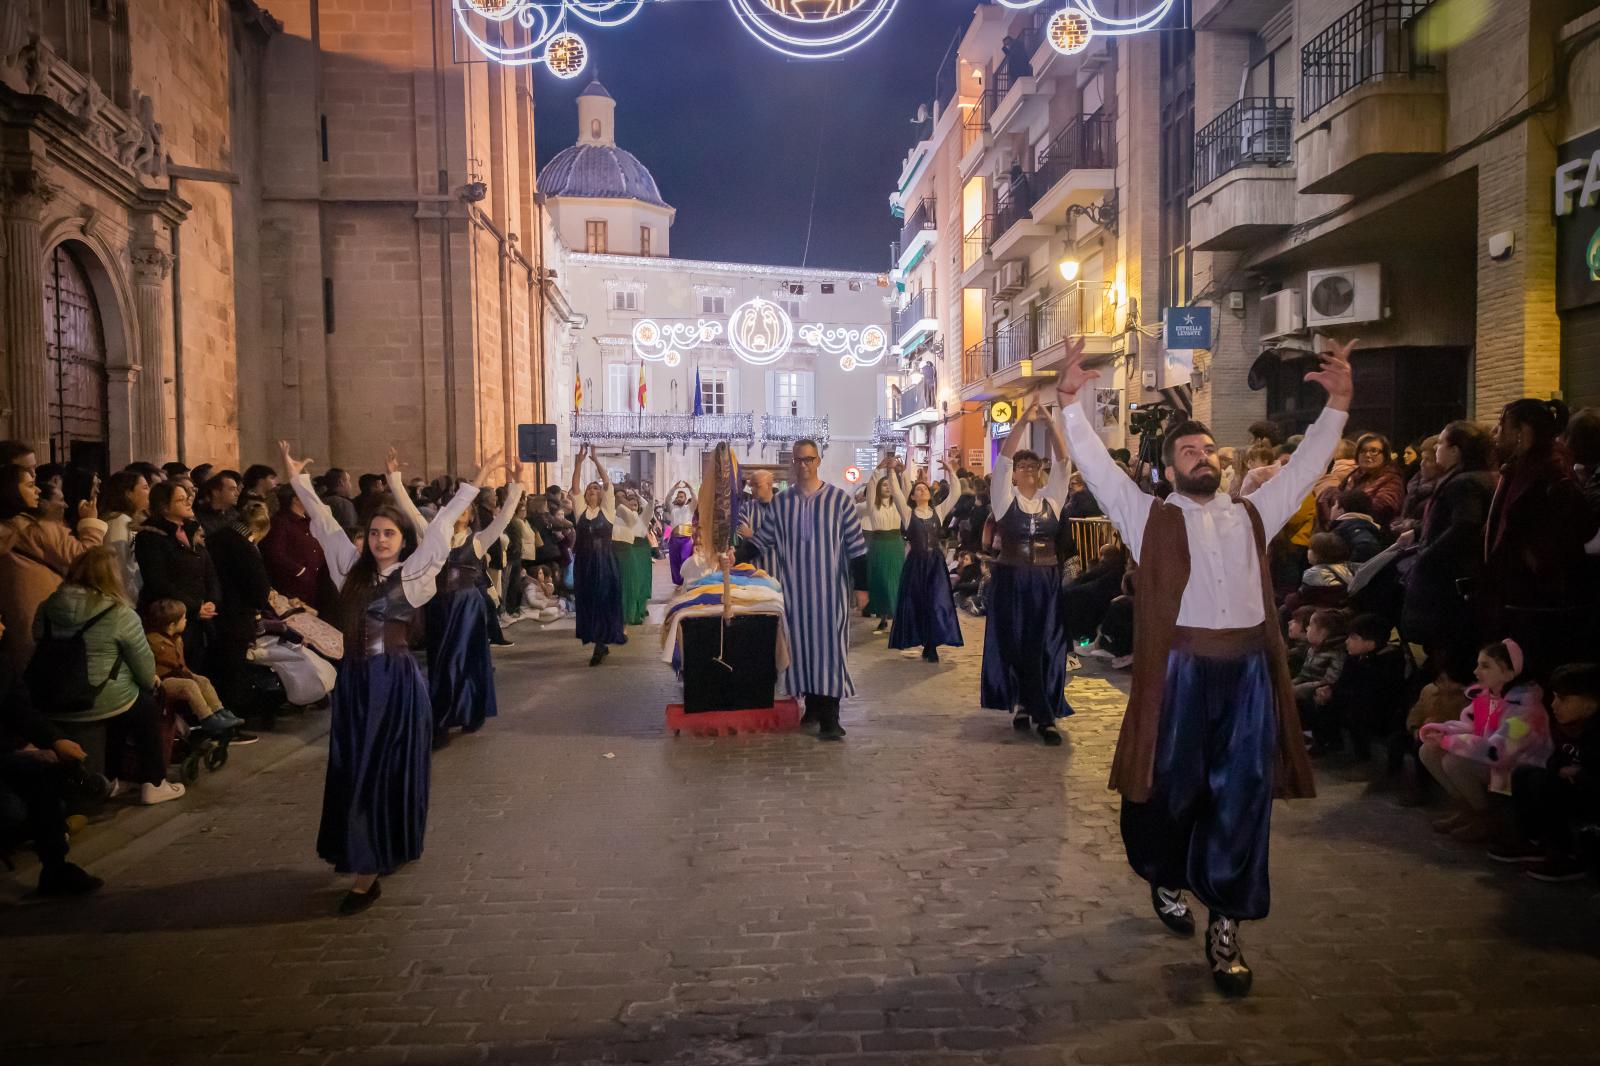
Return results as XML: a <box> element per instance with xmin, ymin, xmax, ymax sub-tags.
<box><xmin>1305</xmin><ymin>264</ymin><xmax>1382</xmax><ymax>329</ymax></box>
<box><xmin>1261</xmin><ymin>289</ymin><xmax>1304</xmax><ymax>340</ymax></box>
<box><xmin>992</xmin><ymin>259</ymin><xmax>1026</xmax><ymax>299</ymax></box>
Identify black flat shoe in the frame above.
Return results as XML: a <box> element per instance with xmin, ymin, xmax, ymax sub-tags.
<box><xmin>922</xmin><ymin>647</ymin><xmax>939</xmax><ymax>663</ymax></box>
<box><xmin>1013</xmin><ymin>713</ymin><xmax>1031</xmax><ymax>732</ymax></box>
<box><xmin>1150</xmin><ymin>885</ymin><xmax>1195</xmax><ymax>937</ymax></box>
<box><xmin>589</xmin><ymin>644</ymin><xmax>608</xmax><ymax>667</ymax></box>
<box><xmin>339</xmin><ymin>880</ymin><xmax>382</xmax><ymax>916</ymax></box>
<box><xmin>1037</xmin><ymin>724</ymin><xmax>1063</xmax><ymax>747</ymax></box>
<box><xmin>37</xmin><ymin>862</ymin><xmax>104</xmax><ymax>898</ymax></box>
<box><xmin>1205</xmin><ymin>914</ymin><xmax>1253</xmax><ymax>997</ymax></box>
<box><xmin>818</xmin><ymin>724</ymin><xmax>845</xmax><ymax>742</ymax></box>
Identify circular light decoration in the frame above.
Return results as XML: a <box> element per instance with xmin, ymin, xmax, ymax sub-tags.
<box><xmin>546</xmin><ymin>31</ymin><xmax>588</xmax><ymax>78</ymax></box>
<box><xmin>728</xmin><ymin>297</ymin><xmax>794</xmax><ymax>366</ymax></box>
<box><xmin>1047</xmin><ymin>9</ymin><xmax>1093</xmax><ymax>55</ymax></box>
<box><xmin>464</xmin><ymin>0</ymin><xmax>518</xmax><ymax>17</ymax></box>
<box><xmin>728</xmin><ymin>0</ymin><xmax>900</xmax><ymax>60</ymax></box>
<box><xmin>841</xmin><ymin>355</ymin><xmax>857</xmax><ymax>371</ymax></box>
<box><xmin>665</xmin><ymin>350</ymin><xmax>682</xmax><ymax>368</ymax></box>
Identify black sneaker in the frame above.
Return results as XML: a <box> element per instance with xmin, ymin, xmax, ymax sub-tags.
<box><xmin>490</xmin><ymin>638</ymin><xmax>515</xmax><ymax>648</ymax></box>
<box><xmin>1037</xmin><ymin>724</ymin><xmax>1063</xmax><ymax>747</ymax></box>
<box><xmin>1150</xmin><ymin>885</ymin><xmax>1195</xmax><ymax>936</ymax></box>
<box><xmin>1526</xmin><ymin>856</ymin><xmax>1590</xmax><ymax>883</ymax></box>
<box><xmin>1486</xmin><ymin>839</ymin><xmax>1545</xmax><ymax>864</ymax></box>
<box><xmin>922</xmin><ymin>647</ymin><xmax>939</xmax><ymax>663</ymax></box>
<box><xmin>1205</xmin><ymin>913</ymin><xmax>1253</xmax><ymax>997</ymax></box>
<box><xmin>338</xmin><ymin>879</ymin><xmax>382</xmax><ymax>915</ymax></box>
<box><xmin>37</xmin><ymin>862</ymin><xmax>105</xmax><ymax>898</ymax></box>
<box><xmin>1012</xmin><ymin>713</ymin><xmax>1031</xmax><ymax>732</ymax></box>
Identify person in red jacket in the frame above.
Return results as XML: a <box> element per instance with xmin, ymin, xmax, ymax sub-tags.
<box><xmin>260</xmin><ymin>483</ymin><xmax>334</xmax><ymax>615</ymax></box>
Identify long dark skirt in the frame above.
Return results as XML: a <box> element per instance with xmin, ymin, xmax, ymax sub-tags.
<box><xmin>318</xmin><ymin>651</ymin><xmax>431</xmax><ymax>876</ymax></box>
<box><xmin>889</xmin><ymin>549</ymin><xmax>964</xmax><ymax>650</ymax></box>
<box><xmin>425</xmin><ymin>588</ymin><xmax>497</xmax><ymax>732</ymax></box>
<box><xmin>980</xmin><ymin>563</ymin><xmax>1071</xmax><ymax>725</ymax></box>
<box><xmin>1119</xmin><ymin>646</ymin><xmax>1277</xmax><ymax>920</ymax></box>
<box><xmin>575</xmin><ymin>545</ymin><xmax>627</xmax><ymax>647</ymax></box>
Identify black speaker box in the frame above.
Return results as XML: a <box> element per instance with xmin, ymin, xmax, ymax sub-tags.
<box><xmin>517</xmin><ymin>423</ymin><xmax>559</xmax><ymax>463</ymax></box>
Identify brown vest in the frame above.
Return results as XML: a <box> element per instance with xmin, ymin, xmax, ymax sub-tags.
<box><xmin>1106</xmin><ymin>498</ymin><xmax>1316</xmax><ymax>803</ymax></box>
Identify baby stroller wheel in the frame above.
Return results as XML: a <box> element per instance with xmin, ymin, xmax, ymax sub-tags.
<box><xmin>181</xmin><ymin>751</ymin><xmax>202</xmax><ymax>783</ymax></box>
<box><xmin>205</xmin><ymin>744</ymin><xmax>230</xmax><ymax>772</ymax></box>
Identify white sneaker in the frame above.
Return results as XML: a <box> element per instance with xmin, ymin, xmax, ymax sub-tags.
<box><xmin>139</xmin><ymin>780</ymin><xmax>186</xmax><ymax>805</ymax></box>
<box><xmin>1110</xmin><ymin>654</ymin><xmax>1134</xmax><ymax>670</ymax></box>
<box><xmin>107</xmin><ymin>778</ymin><xmax>134</xmax><ymax>799</ymax></box>
<box><xmin>1086</xmin><ymin>644</ymin><xmax>1115</xmax><ymax>660</ymax></box>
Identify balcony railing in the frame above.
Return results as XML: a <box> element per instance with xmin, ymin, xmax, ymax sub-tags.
<box><xmin>961</xmin><ymin>100</ymin><xmax>987</xmax><ymax>155</ymax></box>
<box><xmin>872</xmin><ymin>416</ymin><xmax>908</xmax><ymax>446</ymax></box>
<box><xmin>573</xmin><ymin>411</ymin><xmax>756</xmax><ymax>445</ymax></box>
<box><xmin>1193</xmin><ymin>97</ymin><xmax>1295</xmax><ymax>190</ymax></box>
<box><xmin>975</xmin><ymin>281</ymin><xmax>1115</xmax><ymax>379</ymax></box>
<box><xmin>1032</xmin><ymin>114</ymin><xmax>1116</xmax><ymax>199</ymax></box>
<box><xmin>962</xmin><ymin>215</ymin><xmax>994</xmax><ymax>271</ymax></box>
<box><xmin>892</xmin><ymin>287</ymin><xmax>938</xmax><ymax>345</ymax></box>
<box><xmin>892</xmin><ymin>377</ymin><xmax>939</xmax><ymax>420</ymax></box>
<box><xmin>962</xmin><ymin>340</ymin><xmax>994</xmax><ymax>385</ymax></box>
<box><xmin>898</xmin><ymin>198</ymin><xmax>937</xmax><ymax>257</ymax></box>
<box><xmin>994</xmin><ymin>183</ymin><xmax>1032</xmax><ymax>241</ymax></box>
<box><xmin>1301</xmin><ymin>0</ymin><xmax>1439</xmax><ymax>120</ymax></box>
<box><xmin>761</xmin><ymin>415</ymin><xmax>831</xmax><ymax>449</ymax></box>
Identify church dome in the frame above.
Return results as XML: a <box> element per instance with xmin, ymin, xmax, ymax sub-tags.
<box><xmin>538</xmin><ymin>142</ymin><xmax>668</xmax><ymax>208</ymax></box>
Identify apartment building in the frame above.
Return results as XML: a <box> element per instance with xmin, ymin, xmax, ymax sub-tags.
<box><xmin>1192</xmin><ymin>0</ymin><xmax>1600</xmax><ymax>443</ymax></box>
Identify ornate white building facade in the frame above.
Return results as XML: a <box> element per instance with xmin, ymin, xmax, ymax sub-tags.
<box><xmin>542</xmin><ymin>79</ymin><xmax>894</xmax><ymax>491</ymax></box>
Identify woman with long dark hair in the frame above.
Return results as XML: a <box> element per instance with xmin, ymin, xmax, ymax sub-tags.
<box><xmin>570</xmin><ymin>443</ymin><xmax>627</xmax><ymax>666</ymax></box>
<box><xmin>134</xmin><ymin>479</ymin><xmax>221</xmax><ymax>674</ymax></box>
<box><xmin>1482</xmin><ymin>399</ymin><xmax>1598</xmax><ymax>674</ymax></box>
<box><xmin>0</xmin><ymin>464</ymin><xmax>105</xmax><ymax>672</ymax></box>
<box><xmin>391</xmin><ymin>457</ymin><xmax>523</xmax><ymax>746</ymax></box>
<box><xmin>280</xmin><ymin>440</ymin><xmax>489</xmax><ymax>914</ymax></box>
<box><xmin>885</xmin><ymin>458</ymin><xmax>966</xmax><ymax>662</ymax></box>
<box><xmin>101</xmin><ymin>470</ymin><xmax>151</xmax><ymax>597</ymax></box>
<box><xmin>859</xmin><ymin>457</ymin><xmax>906</xmax><ymax>633</ymax></box>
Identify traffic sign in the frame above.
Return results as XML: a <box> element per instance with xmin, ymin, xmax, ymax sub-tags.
<box><xmin>844</xmin><ymin>466</ymin><xmax>862</xmax><ymax>484</ymax></box>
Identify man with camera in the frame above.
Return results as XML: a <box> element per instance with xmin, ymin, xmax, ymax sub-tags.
<box><xmin>1053</xmin><ymin>334</ymin><xmax>1356</xmax><ymax>997</ymax></box>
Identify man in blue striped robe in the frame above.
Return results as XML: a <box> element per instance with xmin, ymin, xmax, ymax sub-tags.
<box><xmin>738</xmin><ymin>440</ymin><xmax>869</xmax><ymax>741</ymax></box>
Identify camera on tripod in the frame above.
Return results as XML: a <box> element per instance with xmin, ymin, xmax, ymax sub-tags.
<box><xmin>1127</xmin><ymin>401</ymin><xmax>1172</xmax><ymax>437</ymax></box>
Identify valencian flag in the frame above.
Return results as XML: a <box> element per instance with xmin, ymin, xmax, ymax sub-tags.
<box><xmin>574</xmin><ymin>375</ymin><xmax>582</xmax><ymax>411</ymax></box>
<box><xmin>637</xmin><ymin>364</ymin><xmax>647</xmax><ymax>412</ymax></box>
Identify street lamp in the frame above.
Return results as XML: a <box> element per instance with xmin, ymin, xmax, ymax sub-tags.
<box><xmin>1058</xmin><ymin>257</ymin><xmax>1081</xmax><ymax>282</ymax></box>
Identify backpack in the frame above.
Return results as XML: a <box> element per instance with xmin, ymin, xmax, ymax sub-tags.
<box><xmin>26</xmin><ymin>603</ymin><xmax>126</xmax><ymax>713</ymax></box>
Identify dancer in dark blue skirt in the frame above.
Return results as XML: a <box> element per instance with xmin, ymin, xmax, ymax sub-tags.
<box><xmin>391</xmin><ymin>459</ymin><xmax>524</xmax><ymax>744</ymax></box>
<box><xmin>282</xmin><ymin>440</ymin><xmax>490</xmax><ymax>915</ymax></box>
<box><xmin>887</xmin><ymin>455</ymin><xmax>966</xmax><ymax>662</ymax></box>
<box><xmin>571</xmin><ymin>443</ymin><xmax>626</xmax><ymax>666</ymax></box>
<box><xmin>979</xmin><ymin>403</ymin><xmax>1075</xmax><ymax>746</ymax></box>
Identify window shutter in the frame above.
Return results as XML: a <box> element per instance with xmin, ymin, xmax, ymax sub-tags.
<box><xmin>799</xmin><ymin>371</ymin><xmax>815</xmax><ymax>417</ymax></box>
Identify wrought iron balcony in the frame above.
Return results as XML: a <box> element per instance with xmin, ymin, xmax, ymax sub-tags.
<box><xmin>962</xmin><ymin>215</ymin><xmax>995</xmax><ymax>271</ymax></box>
<box><xmin>892</xmin><ymin>287</ymin><xmax>939</xmax><ymax>349</ymax></box>
<box><xmin>573</xmin><ymin>411</ymin><xmax>756</xmax><ymax>445</ymax></box>
<box><xmin>897</xmin><ymin>198</ymin><xmax>937</xmax><ymax>263</ymax></box>
<box><xmin>963</xmin><ymin>340</ymin><xmax>996</xmax><ymax>385</ymax></box>
<box><xmin>761</xmin><ymin>415</ymin><xmax>831</xmax><ymax>449</ymax></box>
<box><xmin>1301</xmin><ymin>0</ymin><xmax>1439</xmax><ymax>120</ymax></box>
<box><xmin>872</xmin><ymin>417</ymin><xmax>908</xmax><ymax>447</ymax></box>
<box><xmin>994</xmin><ymin>183</ymin><xmax>1032</xmax><ymax>242</ymax></box>
<box><xmin>960</xmin><ymin>100</ymin><xmax>987</xmax><ymax>156</ymax></box>
<box><xmin>1031</xmin><ymin>114</ymin><xmax>1115</xmax><ymax>200</ymax></box>
<box><xmin>985</xmin><ymin>281</ymin><xmax>1115</xmax><ymax>376</ymax></box>
<box><xmin>1194</xmin><ymin>97</ymin><xmax>1294</xmax><ymax>189</ymax></box>
<box><xmin>892</xmin><ymin>376</ymin><xmax>939</xmax><ymax>422</ymax></box>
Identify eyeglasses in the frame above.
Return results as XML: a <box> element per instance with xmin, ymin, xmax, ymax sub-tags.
<box><xmin>794</xmin><ymin>456</ymin><xmax>820</xmax><ymax>464</ymax></box>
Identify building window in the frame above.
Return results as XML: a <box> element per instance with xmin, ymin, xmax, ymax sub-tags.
<box><xmin>612</xmin><ymin>290</ymin><xmax>638</xmax><ymax>311</ymax></box>
<box><xmin>701</xmin><ymin>295</ymin><xmax>726</xmax><ymax>315</ymax></box>
<box><xmin>779</xmin><ymin>298</ymin><xmax>801</xmax><ymax>319</ymax></box>
<box><xmin>772</xmin><ymin>370</ymin><xmax>813</xmax><ymax>417</ymax></box>
<box><xmin>1159</xmin><ymin>28</ymin><xmax>1196</xmax><ymax>311</ymax></box>
<box><xmin>605</xmin><ymin>363</ymin><xmax>631</xmax><ymax>411</ymax></box>
<box><xmin>700</xmin><ymin>368</ymin><xmax>730</xmax><ymax>415</ymax></box>
<box><xmin>585</xmin><ymin>220</ymin><xmax>608</xmax><ymax>254</ymax></box>
<box><xmin>640</xmin><ymin>226</ymin><xmax>651</xmax><ymax>256</ymax></box>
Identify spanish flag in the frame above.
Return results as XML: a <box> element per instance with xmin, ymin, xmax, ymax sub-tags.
<box><xmin>574</xmin><ymin>375</ymin><xmax>582</xmax><ymax>412</ymax></box>
<box><xmin>637</xmin><ymin>365</ymin><xmax>647</xmax><ymax>412</ymax></box>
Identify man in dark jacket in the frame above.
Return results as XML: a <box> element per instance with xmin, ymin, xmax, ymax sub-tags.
<box><xmin>195</xmin><ymin>470</ymin><xmax>242</xmax><ymax>538</ymax></box>
<box><xmin>0</xmin><ymin>618</ymin><xmax>104</xmax><ymax>897</ymax></box>
<box><xmin>319</xmin><ymin>468</ymin><xmax>359</xmax><ymax>536</ymax></box>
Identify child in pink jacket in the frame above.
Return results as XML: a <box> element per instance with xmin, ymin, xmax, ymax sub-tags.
<box><xmin>1419</xmin><ymin>639</ymin><xmax>1551</xmax><ymax>843</ymax></box>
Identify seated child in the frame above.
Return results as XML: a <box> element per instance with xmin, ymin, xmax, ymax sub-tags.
<box><xmin>1286</xmin><ymin>605</ymin><xmax>1316</xmax><ymax>677</ymax></box>
<box><xmin>951</xmin><ymin>551</ymin><xmax>987</xmax><ymax>617</ymax></box>
<box><xmin>1292</xmin><ymin>608</ymin><xmax>1347</xmax><ymax>720</ymax></box>
<box><xmin>142</xmin><ymin>599</ymin><xmax>244</xmax><ymax>741</ymax></box>
<box><xmin>1283</xmin><ymin>533</ymin><xmax>1351</xmax><ymax>617</ymax></box>
<box><xmin>1398</xmin><ymin>661</ymin><xmax>1471</xmax><ymax>804</ymax></box>
<box><xmin>1328</xmin><ymin>488</ymin><xmax>1384</xmax><ymax>563</ymax></box>
<box><xmin>519</xmin><ymin>564</ymin><xmax>567</xmax><ymax>623</ymax></box>
<box><xmin>1493</xmin><ymin>663</ymin><xmax>1600</xmax><ymax>881</ymax></box>
<box><xmin>1419</xmin><ymin>639</ymin><xmax>1551</xmax><ymax>844</ymax></box>
<box><xmin>1308</xmin><ymin>612</ymin><xmax>1406</xmax><ymax>759</ymax></box>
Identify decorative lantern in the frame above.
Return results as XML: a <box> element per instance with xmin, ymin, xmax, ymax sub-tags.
<box><xmin>1047</xmin><ymin>10</ymin><xmax>1094</xmax><ymax>55</ymax></box>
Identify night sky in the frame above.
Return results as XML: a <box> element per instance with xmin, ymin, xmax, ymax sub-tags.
<box><xmin>532</xmin><ymin>0</ymin><xmax>984</xmax><ymax>273</ymax></box>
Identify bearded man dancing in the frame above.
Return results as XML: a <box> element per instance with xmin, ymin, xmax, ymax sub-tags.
<box><xmin>1054</xmin><ymin>335</ymin><xmax>1356</xmax><ymax>996</ymax></box>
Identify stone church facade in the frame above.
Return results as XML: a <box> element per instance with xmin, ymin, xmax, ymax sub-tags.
<box><xmin>0</xmin><ymin>0</ymin><xmax>557</xmax><ymax>479</ymax></box>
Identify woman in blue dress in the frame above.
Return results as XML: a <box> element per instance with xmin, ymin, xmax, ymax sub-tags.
<box><xmin>979</xmin><ymin>403</ymin><xmax>1075</xmax><ymax>746</ymax></box>
<box><xmin>571</xmin><ymin>443</ymin><xmax>627</xmax><ymax>666</ymax></box>
<box><xmin>389</xmin><ymin>456</ymin><xmax>524</xmax><ymax>746</ymax></box>
<box><xmin>887</xmin><ymin>455</ymin><xmax>967</xmax><ymax>662</ymax></box>
<box><xmin>281</xmin><ymin>440</ymin><xmax>490</xmax><ymax>914</ymax></box>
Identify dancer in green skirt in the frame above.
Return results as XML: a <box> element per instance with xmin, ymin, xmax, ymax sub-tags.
<box><xmin>859</xmin><ymin>456</ymin><xmax>907</xmax><ymax>633</ymax></box>
<box><xmin>614</xmin><ymin>488</ymin><xmax>652</xmax><ymax>626</ymax></box>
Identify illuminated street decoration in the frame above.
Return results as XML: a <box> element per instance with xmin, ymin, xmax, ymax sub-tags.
<box><xmin>994</xmin><ymin>0</ymin><xmax>1179</xmax><ymax>58</ymax></box>
<box><xmin>633</xmin><ymin>318</ymin><xmax>723</xmax><ymax>363</ymax></box>
<box><xmin>799</xmin><ymin>323</ymin><xmax>889</xmax><ymax>371</ymax></box>
<box><xmin>728</xmin><ymin>0</ymin><xmax>900</xmax><ymax>60</ymax></box>
<box><xmin>728</xmin><ymin>297</ymin><xmax>795</xmax><ymax>365</ymax></box>
<box><xmin>451</xmin><ymin>0</ymin><xmax>642</xmax><ymax>71</ymax></box>
<box><xmin>1047</xmin><ymin>9</ymin><xmax>1092</xmax><ymax>54</ymax></box>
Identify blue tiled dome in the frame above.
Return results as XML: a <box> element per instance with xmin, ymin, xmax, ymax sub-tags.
<box><xmin>539</xmin><ymin>143</ymin><xmax>668</xmax><ymax>208</ymax></box>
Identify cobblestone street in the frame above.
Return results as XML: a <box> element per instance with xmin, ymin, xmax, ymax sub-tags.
<box><xmin>3</xmin><ymin>609</ymin><xmax>1598</xmax><ymax>1066</ymax></box>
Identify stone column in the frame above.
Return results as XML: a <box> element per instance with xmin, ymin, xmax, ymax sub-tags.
<box><xmin>0</xmin><ymin>168</ymin><xmax>55</xmax><ymax>454</ymax></box>
<box><xmin>130</xmin><ymin>245</ymin><xmax>172</xmax><ymax>459</ymax></box>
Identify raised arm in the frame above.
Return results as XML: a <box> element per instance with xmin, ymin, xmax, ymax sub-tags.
<box><xmin>475</xmin><ymin>480</ymin><xmax>524</xmax><ymax>556</ymax></box>
<box><xmin>402</xmin><ymin>479</ymin><xmax>481</xmax><ymax>606</ymax></box>
<box><xmin>1053</xmin><ymin>343</ymin><xmax>1154</xmax><ymax>559</ymax></box>
<box><xmin>887</xmin><ymin>465</ymin><xmax>912</xmax><ymax>523</ymax></box>
<box><xmin>570</xmin><ymin>443</ymin><xmax>590</xmax><ymax>500</ymax></box>
<box><xmin>385</xmin><ymin>448</ymin><xmax>427</xmax><ymax>539</ymax></box>
<box><xmin>280</xmin><ymin>441</ymin><xmax>360</xmax><ymax>586</ymax></box>
<box><xmin>1248</xmin><ymin>339</ymin><xmax>1355</xmax><ymax>536</ymax></box>
<box><xmin>1041</xmin><ymin>412</ymin><xmax>1071</xmax><ymax>512</ymax></box>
